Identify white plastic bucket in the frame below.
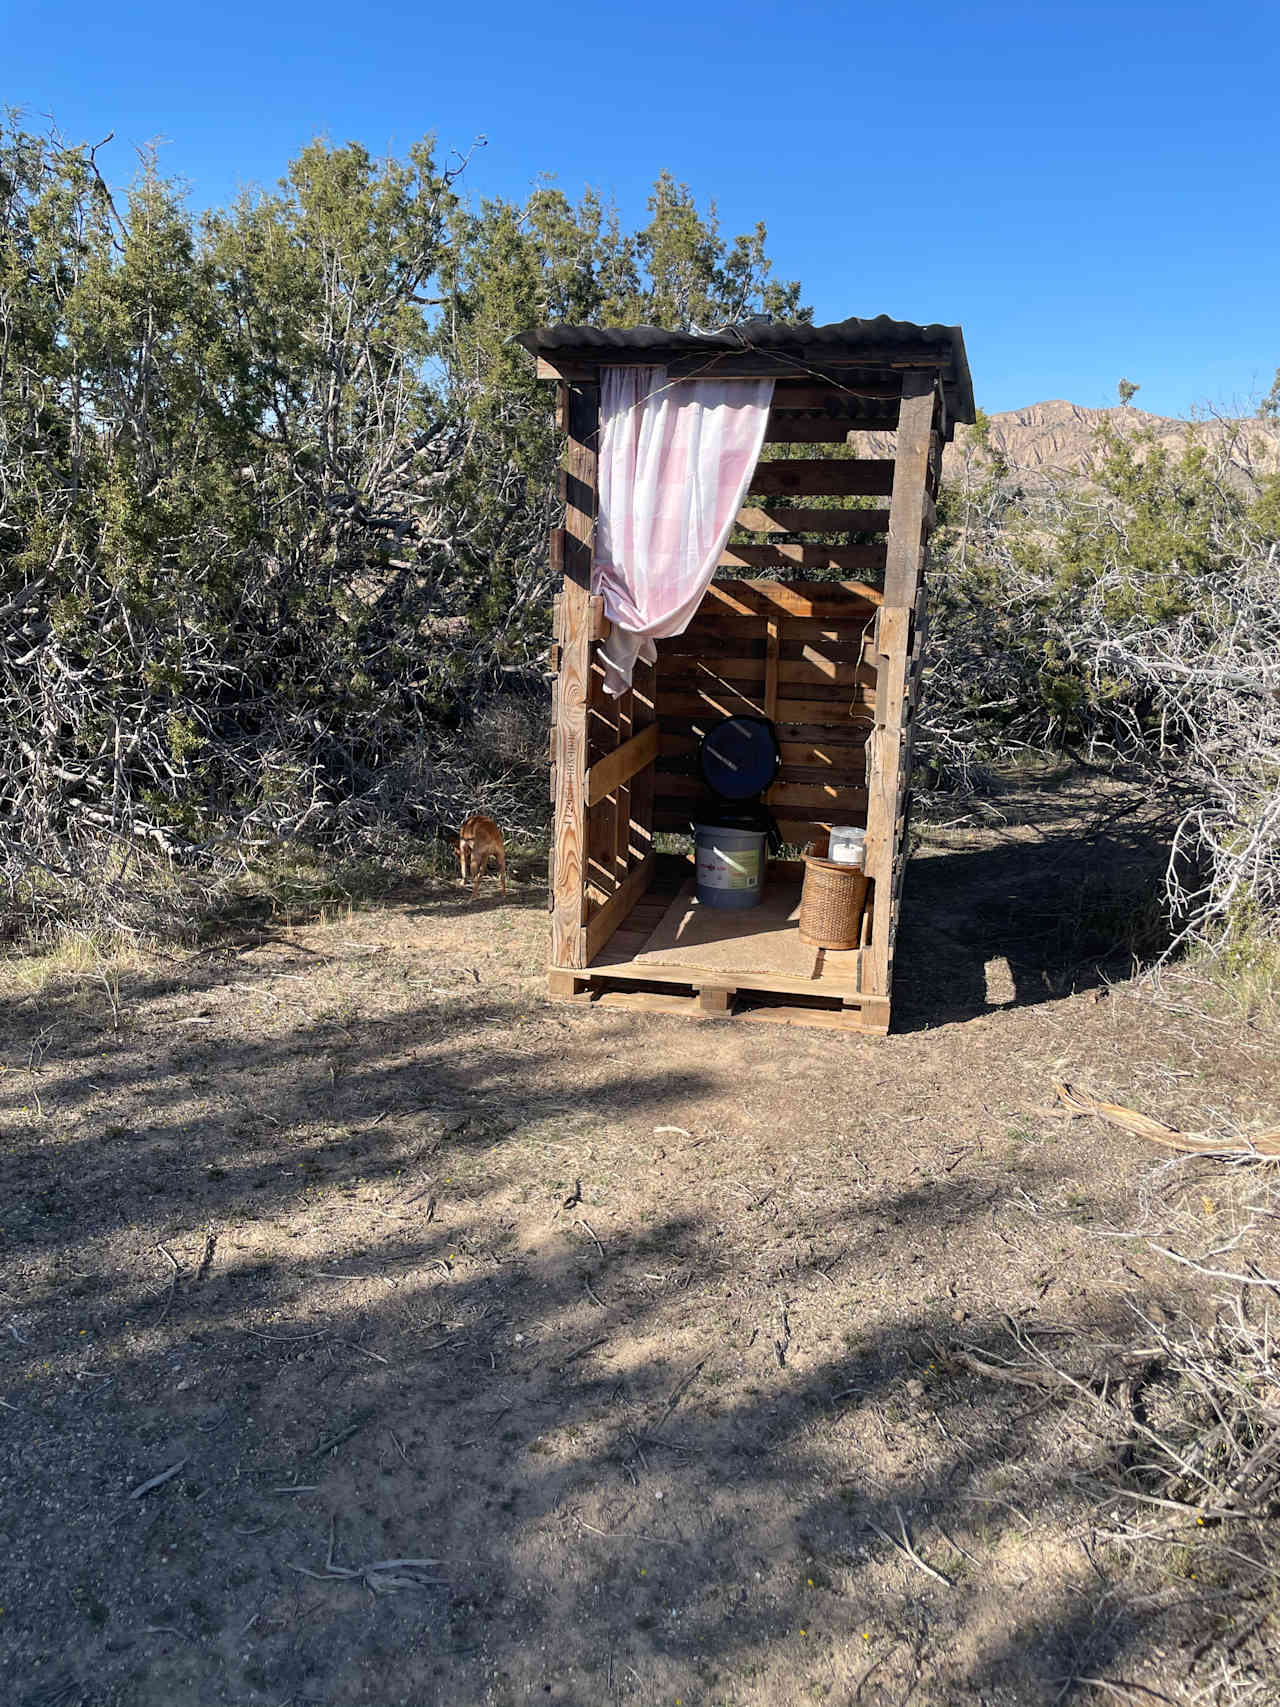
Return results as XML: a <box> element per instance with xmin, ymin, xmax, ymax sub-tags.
<box><xmin>827</xmin><ymin>826</ymin><xmax>866</xmax><ymax>868</ymax></box>
<box><xmin>693</xmin><ymin>822</ymin><xmax>767</xmax><ymax>910</ymax></box>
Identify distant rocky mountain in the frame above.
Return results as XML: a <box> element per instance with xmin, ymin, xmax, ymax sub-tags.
<box><xmin>941</xmin><ymin>399</ymin><xmax>1280</xmax><ymax>488</ymax></box>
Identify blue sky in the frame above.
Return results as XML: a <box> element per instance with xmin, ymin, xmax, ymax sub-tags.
<box><xmin>5</xmin><ymin>0</ymin><xmax>1278</xmax><ymax>417</ymax></box>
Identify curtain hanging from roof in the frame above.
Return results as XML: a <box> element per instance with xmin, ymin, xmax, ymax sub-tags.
<box><xmin>591</xmin><ymin>365</ymin><xmax>775</xmax><ymax>696</ymax></box>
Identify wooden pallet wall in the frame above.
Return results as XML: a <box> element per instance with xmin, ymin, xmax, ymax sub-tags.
<box><xmin>651</xmin><ymin>579</ymin><xmax>882</xmax><ymax>850</ymax></box>
<box><xmin>650</xmin><ymin>436</ymin><xmax>896</xmax><ymax>852</ymax></box>
<box><xmin>546</xmin><ymin>360</ymin><xmax>944</xmax><ymax>1022</ymax></box>
<box><xmin>548</xmin><ymin>380</ymin><xmax>658</xmax><ymax>970</ymax></box>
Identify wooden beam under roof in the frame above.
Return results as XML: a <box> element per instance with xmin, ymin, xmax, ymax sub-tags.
<box><xmin>736</xmin><ymin>505</ymin><xmax>891</xmax><ymax>535</ymax></box>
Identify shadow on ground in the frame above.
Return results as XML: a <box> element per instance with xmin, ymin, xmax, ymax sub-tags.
<box><xmin>895</xmin><ymin>802</ymin><xmax>1176</xmax><ymax>1030</ymax></box>
<box><xmin>0</xmin><ymin>798</ymin><xmax>1264</xmax><ymax>1707</ymax></box>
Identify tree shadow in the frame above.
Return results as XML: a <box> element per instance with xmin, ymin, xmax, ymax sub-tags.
<box><xmin>893</xmin><ymin>812</ymin><xmax>1177</xmax><ymax>1030</ymax></box>
<box><xmin>4</xmin><ymin>1144</ymin><xmax>1186</xmax><ymax>1706</ymax></box>
<box><xmin>0</xmin><ymin>846</ymin><xmax>1249</xmax><ymax>1707</ymax></box>
<box><xmin>199</xmin><ymin>871</ymin><xmax>548</xmax><ymax>942</ymax></box>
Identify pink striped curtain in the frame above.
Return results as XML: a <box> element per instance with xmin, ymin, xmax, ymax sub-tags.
<box><xmin>591</xmin><ymin>365</ymin><xmax>775</xmax><ymax>695</ymax></box>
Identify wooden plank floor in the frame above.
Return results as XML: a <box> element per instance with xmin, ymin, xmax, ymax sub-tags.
<box><xmin>550</xmin><ymin>854</ymin><xmax>888</xmax><ymax>1033</ymax></box>
<box><xmin>591</xmin><ymin>855</ymin><xmax>861</xmax><ymax>992</ymax></box>
<box><xmin>590</xmin><ymin>854</ymin><xmax>688</xmax><ymax>968</ymax></box>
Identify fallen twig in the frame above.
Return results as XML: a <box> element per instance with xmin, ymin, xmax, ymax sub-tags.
<box><xmin>575</xmin><ymin>1216</ymin><xmax>605</xmax><ymax>1259</ymax></box>
<box><xmin>1047</xmin><ymin>1082</ymin><xmax>1280</xmax><ymax>1159</ymax></box>
<box><xmin>1068</xmin><ymin>1677</ymin><xmax>1180</xmax><ymax>1705</ymax></box>
<box><xmin>572</xmin><ymin>1514</ymin><xmax>684</xmax><ymax>1548</ymax></box>
<box><xmin>287</xmin><ymin>1515</ymin><xmax>447</xmax><ymax>1594</ymax></box>
<box><xmin>155</xmin><ymin>1243</ymin><xmax>180</xmax><ymax>1323</ymax></box>
<box><xmin>128</xmin><ymin>1458</ymin><xmax>188</xmax><ymax>1500</ymax></box>
<box><xmin>1144</xmin><ymin>1242</ymin><xmax>1280</xmax><ymax>1291</ymax></box>
<box><xmin>333</xmin><ymin>1338</ymin><xmax>389</xmax><ymax>1364</ymax></box>
<box><xmin>642</xmin><ymin>1358</ymin><xmax>708</xmax><ymax>1444</ymax></box>
<box><xmin>866</xmin><ymin>1505</ymin><xmax>955</xmax><ymax>1587</ymax></box>
<box><xmin>311</xmin><ymin>1420</ymin><xmax>366</xmax><ymax>1458</ymax></box>
<box><xmin>553</xmin><ymin>1336</ymin><xmax>608</xmax><ymax>1372</ymax></box>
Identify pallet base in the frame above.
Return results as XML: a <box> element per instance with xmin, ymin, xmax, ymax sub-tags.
<box><xmin>548</xmin><ymin>969</ymin><xmax>890</xmax><ymax>1034</ymax></box>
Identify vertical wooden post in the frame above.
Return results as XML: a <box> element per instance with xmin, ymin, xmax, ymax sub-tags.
<box><xmin>863</xmin><ymin>370</ymin><xmax>938</xmax><ymax>1005</ymax></box>
<box><xmin>550</xmin><ymin>380</ymin><xmax>598</xmax><ymax>970</ymax></box>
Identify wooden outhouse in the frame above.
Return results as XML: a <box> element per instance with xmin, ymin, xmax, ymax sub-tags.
<box><xmin>519</xmin><ymin>316</ymin><xmax>974</xmax><ymax>1034</ymax></box>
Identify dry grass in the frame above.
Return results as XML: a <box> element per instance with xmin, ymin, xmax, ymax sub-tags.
<box><xmin>2</xmin><ymin>776</ymin><xmax>1277</xmax><ymax>1706</ymax></box>
<box><xmin>945</xmin><ymin>1150</ymin><xmax>1280</xmax><ymax>1706</ymax></box>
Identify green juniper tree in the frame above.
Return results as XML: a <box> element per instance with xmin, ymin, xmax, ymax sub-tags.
<box><xmin>0</xmin><ymin>117</ymin><xmax>806</xmax><ymax>936</ymax></box>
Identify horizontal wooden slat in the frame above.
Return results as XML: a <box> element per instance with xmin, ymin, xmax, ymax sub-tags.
<box><xmin>659</xmin><ymin>730</ymin><xmax>869</xmax><ymax>768</ymax></box>
<box><xmin>659</xmin><ymin>667</ymin><xmax>873</xmax><ymax>701</ymax></box>
<box><xmin>657</xmin><ymin>687</ymin><xmax>771</xmax><ymax>720</ymax></box>
<box><xmin>659</xmin><ymin>715</ymin><xmax>871</xmax><ymax>746</ymax></box>
<box><xmin>736</xmin><ymin>506</ymin><xmax>892</xmax><ymax>535</ymax></box>
<box><xmin>697</xmin><ymin>579</ymin><xmax>883</xmax><ymax>618</ymax></box>
<box><xmin>679</xmin><ymin>613</ymin><xmax>828</xmax><ymax>640</ymax></box>
<box><xmin>769</xmin><ymin>781</ymin><xmax>869</xmax><ymax>811</ymax></box>
<box><xmin>653</xmin><ymin>750</ymin><xmax>866</xmax><ymax>791</ymax></box>
<box><xmin>748</xmin><ymin>459</ymin><xmax>895</xmax><ymax>498</ymax></box>
<box><xmin>654</xmin><ymin>804</ymin><xmax>868</xmax><ymax>834</ymax></box>
<box><xmin>656</xmin><ymin>657</ymin><xmax>765</xmax><ymax>683</ymax></box>
<box><xmin>780</xmin><ymin>617</ymin><xmax>878</xmax><ymax>645</ymax></box>
<box><xmin>664</xmin><ymin>349</ymin><xmax>949</xmax><ymax>379</ymax></box>
<box><xmin>656</xmin><ymin>689</ymin><xmax>876</xmax><ymax>725</ymax></box>
<box><xmin>776</xmin><ymin>812</ymin><xmax>866</xmax><ymax>838</ymax></box>
<box><xmin>778</xmin><ymin>740</ymin><xmax>868</xmax><ymax>770</ymax></box>
<box><xmin>719</xmin><ymin>543</ymin><xmax>886</xmax><ymax>572</ymax></box>
<box><xmin>655</xmin><ymin>775</ymin><xmax>868</xmax><ymax>812</ymax></box>
<box><xmin>584</xmin><ymin>948</ymin><xmax>864</xmax><ymax>1001</ymax></box>
<box><xmin>585</xmin><ymin>723</ymin><xmax>659</xmax><ymax>808</ymax></box>
<box><xmin>779</xmin><ymin>654</ymin><xmax>877</xmax><ymax>688</ymax></box>
<box><xmin>539</xmin><ymin>349</ymin><xmax>951</xmax><ymax>384</ymax></box>
<box><xmin>662</xmin><ymin>628</ymin><xmax>875</xmax><ymax>663</ymax></box>
<box><xmin>775</xmin><ymin>693</ymin><xmax>876</xmax><ymax>720</ymax></box>
<box><xmin>781</xmin><ymin>636</ymin><xmax>877</xmax><ymax>666</ymax></box>
<box><xmin>660</xmin><ymin>633</ymin><xmax>767</xmax><ymax>660</ymax></box>
<box><xmin>770</xmin><ymin>382</ymin><xmax>901</xmax><ymax>407</ymax></box>
<box><xmin>650</xmin><ymin>773</ymin><xmax>713</xmax><ymax>800</ymax></box>
<box><xmin>764</xmin><ymin>417</ymin><xmax>895</xmax><ymax>444</ymax></box>
<box><xmin>777</xmin><ymin>759</ymin><xmax>867</xmax><ymax>786</ymax></box>
<box><xmin>776</xmin><ymin>717</ymin><xmax>872</xmax><ymax>742</ymax></box>
<box><xmin>656</xmin><ymin>653</ymin><xmax>875</xmax><ymax>688</ymax></box>
<box><xmin>658</xmin><ymin>731</ymin><xmax>701</xmax><ymax>758</ymax></box>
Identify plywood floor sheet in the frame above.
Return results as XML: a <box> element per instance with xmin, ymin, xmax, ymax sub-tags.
<box><xmin>634</xmin><ymin>876</ymin><xmax>821</xmax><ymax>980</ymax></box>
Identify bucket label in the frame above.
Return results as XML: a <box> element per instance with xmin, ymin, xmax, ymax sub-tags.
<box><xmin>696</xmin><ymin>847</ymin><xmax>762</xmax><ymax>891</ymax></box>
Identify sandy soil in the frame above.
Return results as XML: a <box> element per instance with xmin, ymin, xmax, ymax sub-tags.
<box><xmin>3</xmin><ymin>777</ymin><xmax>1277</xmax><ymax>1707</ymax></box>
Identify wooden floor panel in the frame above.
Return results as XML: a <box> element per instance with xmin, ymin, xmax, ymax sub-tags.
<box><xmin>552</xmin><ymin>853</ymin><xmax>889</xmax><ymax>1033</ymax></box>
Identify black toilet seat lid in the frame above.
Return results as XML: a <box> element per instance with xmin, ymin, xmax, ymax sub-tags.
<box><xmin>698</xmin><ymin>716</ymin><xmax>781</xmax><ymax>801</ymax></box>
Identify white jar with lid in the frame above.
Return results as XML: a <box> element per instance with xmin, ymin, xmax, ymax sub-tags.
<box><xmin>827</xmin><ymin>826</ymin><xmax>866</xmax><ymax>868</ymax></box>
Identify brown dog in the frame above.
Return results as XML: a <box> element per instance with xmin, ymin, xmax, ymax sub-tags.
<box><xmin>457</xmin><ymin>814</ymin><xmax>507</xmax><ymax>898</ymax></box>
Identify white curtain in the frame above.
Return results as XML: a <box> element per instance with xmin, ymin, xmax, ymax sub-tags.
<box><xmin>591</xmin><ymin>365</ymin><xmax>775</xmax><ymax>696</ymax></box>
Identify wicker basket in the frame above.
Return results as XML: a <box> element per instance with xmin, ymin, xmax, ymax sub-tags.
<box><xmin>798</xmin><ymin>854</ymin><xmax>869</xmax><ymax>950</ymax></box>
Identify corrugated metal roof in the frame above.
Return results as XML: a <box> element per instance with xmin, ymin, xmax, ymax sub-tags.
<box><xmin>516</xmin><ymin>314</ymin><xmax>975</xmax><ymax>424</ymax></box>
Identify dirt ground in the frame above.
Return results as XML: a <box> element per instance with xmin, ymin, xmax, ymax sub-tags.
<box><xmin>3</xmin><ymin>775</ymin><xmax>1278</xmax><ymax>1707</ymax></box>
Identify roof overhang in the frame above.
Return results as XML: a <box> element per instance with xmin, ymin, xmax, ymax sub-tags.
<box><xmin>516</xmin><ymin>314</ymin><xmax>975</xmax><ymax>430</ymax></box>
